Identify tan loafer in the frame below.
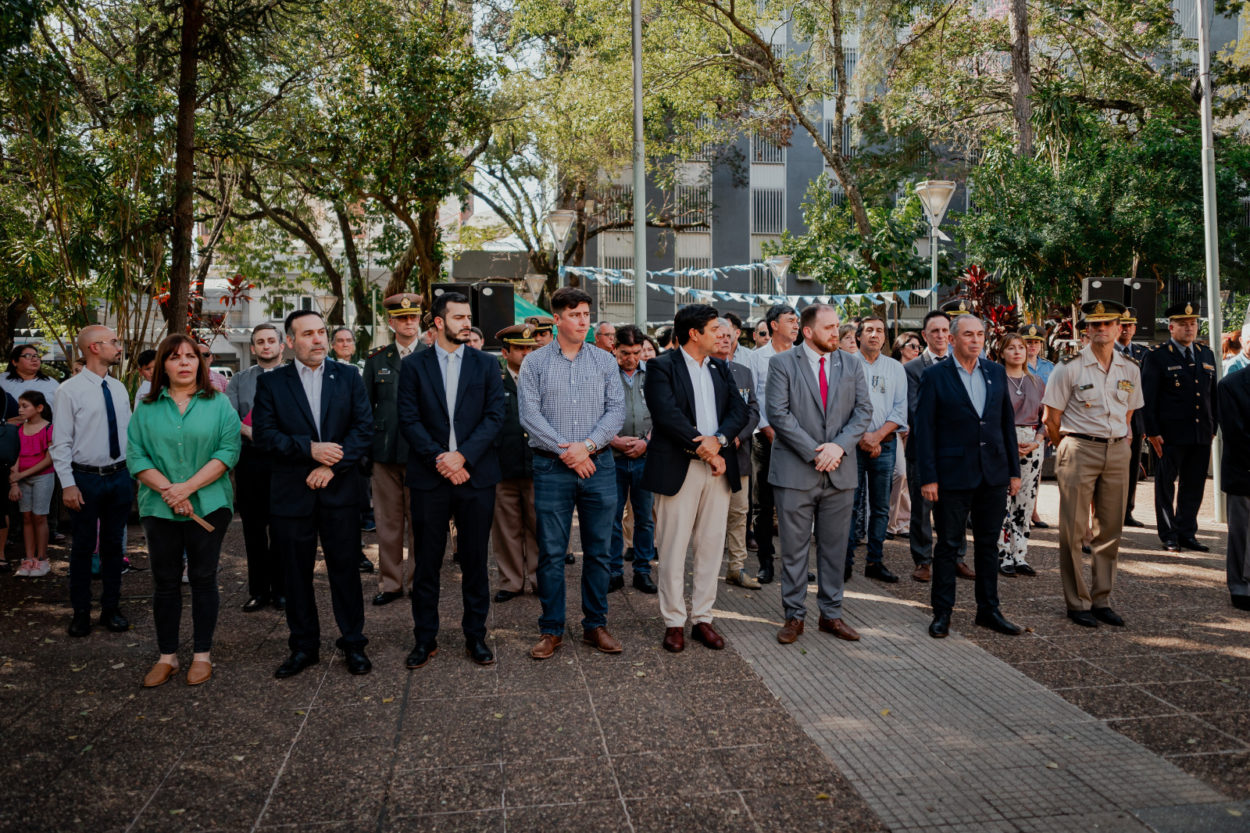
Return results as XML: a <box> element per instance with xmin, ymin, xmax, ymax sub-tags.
<box><xmin>186</xmin><ymin>660</ymin><xmax>213</xmax><ymax>686</ymax></box>
<box><xmin>530</xmin><ymin>633</ymin><xmax>563</xmax><ymax>660</ymax></box>
<box><xmin>142</xmin><ymin>662</ymin><xmax>177</xmax><ymax>688</ymax></box>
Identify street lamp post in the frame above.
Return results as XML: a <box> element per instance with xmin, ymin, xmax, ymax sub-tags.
<box><xmin>915</xmin><ymin>180</ymin><xmax>957</xmax><ymax>311</ymax></box>
<box><xmin>764</xmin><ymin>254</ymin><xmax>792</xmax><ymax>301</ymax></box>
<box><xmin>545</xmin><ymin>209</ymin><xmax>577</xmax><ymax>289</ymax></box>
<box><xmin>522</xmin><ymin>273</ymin><xmax>547</xmax><ymax>304</ymax></box>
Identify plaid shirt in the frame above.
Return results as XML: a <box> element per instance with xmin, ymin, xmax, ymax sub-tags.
<box><xmin>518</xmin><ymin>341</ymin><xmax>624</xmax><ymax>455</ymax></box>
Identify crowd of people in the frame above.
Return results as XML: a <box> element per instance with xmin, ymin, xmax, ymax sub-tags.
<box><xmin>2</xmin><ymin>286</ymin><xmax>1247</xmax><ymax>688</ymax></box>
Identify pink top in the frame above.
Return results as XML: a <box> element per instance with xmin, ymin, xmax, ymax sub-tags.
<box><xmin>17</xmin><ymin>423</ymin><xmax>53</xmax><ymax>473</ymax></box>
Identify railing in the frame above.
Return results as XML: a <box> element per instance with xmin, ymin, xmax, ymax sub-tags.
<box><xmin>751</xmin><ymin>188</ymin><xmax>785</xmax><ymax>234</ymax></box>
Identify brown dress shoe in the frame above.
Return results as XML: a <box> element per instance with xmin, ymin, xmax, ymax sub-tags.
<box><xmin>186</xmin><ymin>660</ymin><xmax>213</xmax><ymax>686</ymax></box>
<box><xmin>912</xmin><ymin>564</ymin><xmax>932</xmax><ymax>582</ymax></box>
<box><xmin>530</xmin><ymin>634</ymin><xmax>563</xmax><ymax>660</ymax></box>
<box><xmin>691</xmin><ymin>622</ymin><xmax>725</xmax><ymax>650</ymax></box>
<box><xmin>777</xmin><ymin>618</ymin><xmax>804</xmax><ymax>644</ymax></box>
<box><xmin>582</xmin><ymin>626</ymin><xmax>623</xmax><ymax>654</ymax></box>
<box><xmin>955</xmin><ymin>562</ymin><xmax>976</xmax><ymax>580</ymax></box>
<box><xmin>662</xmin><ymin>627</ymin><xmax>684</xmax><ymax>653</ymax></box>
<box><xmin>818</xmin><ymin>616</ymin><xmax>861</xmax><ymax>641</ymax></box>
<box><xmin>142</xmin><ymin>662</ymin><xmax>177</xmax><ymax>688</ymax></box>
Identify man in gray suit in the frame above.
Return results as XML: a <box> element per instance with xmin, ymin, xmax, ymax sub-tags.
<box><xmin>768</xmin><ymin>304</ymin><xmax>873</xmax><ymax>644</ymax></box>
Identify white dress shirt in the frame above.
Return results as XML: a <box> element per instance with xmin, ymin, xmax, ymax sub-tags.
<box><xmin>754</xmin><ymin>339</ymin><xmax>794</xmax><ymax>430</ymax></box>
<box><xmin>297</xmin><ymin>360</ymin><xmax>325</xmax><ymax>437</ymax></box>
<box><xmin>435</xmin><ymin>343</ymin><xmax>462</xmax><ymax>452</ymax></box>
<box><xmin>800</xmin><ymin>341</ymin><xmax>830</xmax><ymax>391</ymax></box>
<box><xmin>51</xmin><ymin>369</ymin><xmax>132</xmax><ymax>488</ymax></box>
<box><xmin>681</xmin><ymin>347</ymin><xmax>719</xmax><ymax>436</ymax></box>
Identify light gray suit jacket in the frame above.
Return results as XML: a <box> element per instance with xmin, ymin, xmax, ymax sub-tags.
<box><xmin>765</xmin><ymin>346</ymin><xmax>873</xmax><ymax>492</ymax></box>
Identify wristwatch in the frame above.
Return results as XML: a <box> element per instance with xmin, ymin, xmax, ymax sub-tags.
<box><xmin>584</xmin><ymin>439</ymin><xmax>597</xmax><ymax>454</ymax></box>
<box><xmin>715</xmin><ymin>433</ymin><xmax>727</xmax><ymax>446</ymax></box>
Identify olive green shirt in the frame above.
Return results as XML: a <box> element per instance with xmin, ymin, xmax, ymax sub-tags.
<box><xmin>127</xmin><ymin>389</ymin><xmax>242</xmax><ymax>521</ymax></box>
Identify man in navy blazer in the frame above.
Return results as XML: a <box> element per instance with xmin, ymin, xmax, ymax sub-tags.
<box><xmin>397</xmin><ymin>292</ymin><xmax>506</xmax><ymax>669</ymax></box>
<box><xmin>253</xmin><ymin>310</ymin><xmax>375</xmax><ymax>678</ymax></box>
<box><xmin>914</xmin><ymin>314</ymin><xmax>1023</xmax><ymax>639</ymax></box>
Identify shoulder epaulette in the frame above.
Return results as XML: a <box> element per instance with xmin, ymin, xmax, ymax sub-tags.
<box><xmin>367</xmin><ymin>345</ymin><xmax>390</xmax><ymax>358</ymax></box>
<box><xmin>1061</xmin><ymin>354</ymin><xmax>1079</xmax><ymax>364</ymax></box>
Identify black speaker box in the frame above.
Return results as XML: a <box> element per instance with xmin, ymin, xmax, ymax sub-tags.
<box><xmin>1082</xmin><ymin>278</ymin><xmax>1158</xmax><ymax>335</ymax></box>
<box><xmin>472</xmin><ymin>281</ymin><xmax>515</xmax><ymax>350</ymax></box>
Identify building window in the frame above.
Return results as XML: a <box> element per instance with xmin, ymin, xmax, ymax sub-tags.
<box><xmin>598</xmin><ymin>184</ymin><xmax>633</xmax><ymax>225</ymax></box>
<box><xmin>832</xmin><ymin>47</ymin><xmax>858</xmax><ymax>91</ymax></box>
<box><xmin>751</xmin><ymin>127</ymin><xmax>786</xmax><ymax>164</ymax></box>
<box><xmin>751</xmin><ymin>188</ymin><xmax>785</xmax><ymax>235</ymax></box>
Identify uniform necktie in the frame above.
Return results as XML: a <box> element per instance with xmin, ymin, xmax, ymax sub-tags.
<box><xmin>102</xmin><ymin>379</ymin><xmax>121</xmax><ymax>459</ymax></box>
<box><xmin>445</xmin><ymin>350</ymin><xmax>460</xmax><ymax>453</ymax></box>
<box><xmin>1184</xmin><ymin>346</ymin><xmax>1193</xmax><ymax>365</ymax></box>
<box><xmin>819</xmin><ymin>355</ymin><xmax>828</xmax><ymax>409</ymax></box>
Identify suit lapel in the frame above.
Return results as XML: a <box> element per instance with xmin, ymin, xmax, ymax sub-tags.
<box><xmin>285</xmin><ymin>365</ymin><xmax>319</xmax><ymax>438</ymax></box>
<box><xmin>824</xmin><ymin>351</ymin><xmax>846</xmax><ymax>422</ymax></box>
<box><xmin>672</xmin><ymin>351</ymin><xmax>697</xmax><ymax>421</ymax></box>
<box><xmin>421</xmin><ymin>350</ymin><xmax>449</xmax><ymax>420</ymax></box>
<box><xmin>943</xmin><ymin>358</ymin><xmax>977</xmax><ymax>415</ymax></box>
<box><xmin>794</xmin><ymin>348</ymin><xmax>824</xmax><ymax>415</ymax></box>
<box><xmin>321</xmin><ymin>363</ymin><xmax>337</xmax><ymax>434</ymax></box>
<box><xmin>454</xmin><ymin>348</ymin><xmax>473</xmax><ymax>418</ymax></box>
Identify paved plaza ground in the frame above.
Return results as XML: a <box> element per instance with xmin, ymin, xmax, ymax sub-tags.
<box><xmin>0</xmin><ymin>479</ymin><xmax>1248</xmax><ymax>832</ymax></box>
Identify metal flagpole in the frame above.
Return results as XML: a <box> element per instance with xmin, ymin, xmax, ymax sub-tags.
<box><xmin>631</xmin><ymin>0</ymin><xmax>647</xmax><ymax>329</ymax></box>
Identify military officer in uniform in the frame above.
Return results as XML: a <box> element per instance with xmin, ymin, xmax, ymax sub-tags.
<box><xmin>1140</xmin><ymin>301</ymin><xmax>1218</xmax><ymax>553</ymax></box>
<box><xmin>1042</xmin><ymin>300</ymin><xmax>1143</xmax><ymax>628</ymax></box>
<box><xmin>1115</xmin><ymin>307</ymin><xmax>1149</xmax><ymax>527</ymax></box>
<box><xmin>525</xmin><ymin>315</ymin><xmax>555</xmax><ymax>348</ymax></box>
<box><xmin>363</xmin><ymin>292</ymin><xmax>425</xmax><ymax>605</ymax></box>
<box><xmin>492</xmin><ymin>325</ymin><xmax>540</xmax><ymax>602</ymax></box>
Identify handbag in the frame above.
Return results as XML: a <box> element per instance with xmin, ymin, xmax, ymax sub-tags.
<box><xmin>0</xmin><ymin>423</ymin><xmax>18</xmax><ymax>467</ymax></box>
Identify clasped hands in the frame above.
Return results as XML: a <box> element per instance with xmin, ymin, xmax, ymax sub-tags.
<box><xmin>814</xmin><ymin>442</ymin><xmax>844</xmax><ymax>473</ymax></box>
<box><xmin>436</xmin><ymin>451</ymin><xmax>470</xmax><ymax>485</ymax></box>
<box><xmin>692</xmin><ymin>435</ymin><xmax>726</xmax><ymax>476</ymax></box>
<box><xmin>609</xmin><ymin>435</ymin><xmax>647</xmax><ymax>459</ymax></box>
<box><xmin>159</xmin><ymin>481</ymin><xmax>195</xmax><ymax>516</ymax></box>
<box><xmin>558</xmin><ymin>442</ymin><xmax>596</xmax><ymax>479</ymax></box>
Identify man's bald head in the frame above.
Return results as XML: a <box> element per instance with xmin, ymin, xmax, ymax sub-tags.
<box><xmin>76</xmin><ymin>324</ymin><xmax>122</xmax><ymax>372</ymax></box>
<box><xmin>77</xmin><ymin>325</ymin><xmax>110</xmax><ymax>353</ymax></box>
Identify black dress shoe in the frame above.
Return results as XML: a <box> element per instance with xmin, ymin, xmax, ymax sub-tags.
<box><xmin>999</xmin><ymin>563</ymin><xmax>1017</xmax><ymax>577</ymax></box>
<box><xmin>275</xmin><ymin>651</ymin><xmax>320</xmax><ymax>679</ymax></box>
<box><xmin>272</xmin><ymin>596</ymin><xmax>286</xmax><ymax>612</ymax></box>
<box><xmin>844</xmin><ymin>563</ymin><xmax>853</xmax><ymax>581</ymax></box>
<box><xmin>1014</xmin><ymin>563</ymin><xmax>1037</xmax><ymax>577</ymax></box>
<box><xmin>929</xmin><ymin>613</ymin><xmax>950</xmax><ymax>638</ymax></box>
<box><xmin>746</xmin><ymin>533</ymin><xmax>758</xmax><ymax>551</ymax></box>
<box><xmin>1091</xmin><ymin>606</ymin><xmax>1124</xmax><ymax>626</ymax></box>
<box><xmin>623</xmin><ymin>547</ymin><xmax>635</xmax><ymax>563</ymax></box>
<box><xmin>99</xmin><ymin>609</ymin><xmax>129</xmax><ymax>632</ymax></box>
<box><xmin>1123</xmin><ymin>516</ymin><xmax>1145</xmax><ymax>528</ymax></box>
<box><xmin>632</xmin><ymin>573</ymin><xmax>657</xmax><ymax>594</ymax></box>
<box><xmin>974</xmin><ymin>609</ymin><xmax>1023</xmax><ymax>635</ymax></box>
<box><xmin>1067</xmin><ymin>610</ymin><xmax>1098</xmax><ymax>628</ymax></box>
<box><xmin>865</xmin><ymin>563</ymin><xmax>899</xmax><ymax>583</ymax></box>
<box><xmin>67</xmin><ymin>610</ymin><xmax>92</xmax><ymax>638</ymax></box>
<box><xmin>344</xmin><ymin>647</ymin><xmax>372</xmax><ymax>675</ymax></box>
<box><xmin>372</xmin><ymin>590</ymin><xmax>404</xmax><ymax>606</ymax></box>
<box><xmin>1081</xmin><ymin>544</ymin><xmax>1092</xmax><ymax>555</ymax></box>
<box><xmin>608</xmin><ymin>575</ymin><xmax>625</xmax><ymax>593</ymax></box>
<box><xmin>405</xmin><ymin>641</ymin><xmax>438</xmax><ymax>669</ymax></box>
<box><xmin>1232</xmin><ymin>594</ymin><xmax>1250</xmax><ymax>611</ymax></box>
<box><xmin>808</xmin><ymin>571</ymin><xmax>817</xmax><ymax>583</ymax></box>
<box><xmin>1031</xmin><ymin>519</ymin><xmax>1050</xmax><ymax>529</ymax></box>
<box><xmin>494</xmin><ymin>589</ymin><xmax>520</xmax><ymax>603</ymax></box>
<box><xmin>1179</xmin><ymin>538</ymin><xmax>1210</xmax><ymax>553</ymax></box>
<box><xmin>242</xmin><ymin>595</ymin><xmax>270</xmax><ymax>613</ymax></box>
<box><xmin>358</xmin><ymin>557</ymin><xmax>375</xmax><ymax>573</ymax></box>
<box><xmin>465</xmin><ymin>636</ymin><xmax>495</xmax><ymax>665</ymax></box>
<box><xmin>564</xmin><ymin>552</ymin><xmax>576</xmax><ymax>564</ymax></box>
<box><xmin>1163</xmin><ymin>541</ymin><xmax>1182</xmax><ymax>553</ymax></box>
<box><xmin>757</xmin><ymin>562</ymin><xmax>774</xmax><ymax>584</ymax></box>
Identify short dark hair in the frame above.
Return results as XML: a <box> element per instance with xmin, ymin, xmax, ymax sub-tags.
<box><xmin>674</xmin><ymin>304</ymin><xmax>720</xmax><ymax>345</ymax></box>
<box><xmin>921</xmin><ymin>310</ymin><xmax>951</xmax><ymax>332</ymax></box>
<box><xmin>856</xmin><ymin>314</ymin><xmax>886</xmax><ymax>341</ymax></box>
<box><xmin>250</xmin><ymin>323</ymin><xmax>280</xmax><ymax>345</ymax></box>
<box><xmin>724</xmin><ymin>312</ymin><xmax>744</xmax><ymax>331</ymax></box>
<box><xmin>765</xmin><ymin>304</ymin><xmax>798</xmax><ymax>335</ymax></box>
<box><xmin>799</xmin><ymin>303</ymin><xmax>836</xmax><ymax>333</ymax></box>
<box><xmin>284</xmin><ymin>309</ymin><xmax>324</xmax><ymax>335</ymax></box>
<box><xmin>431</xmin><ymin>291</ymin><xmax>470</xmax><ymax>323</ymax></box>
<box><xmin>136</xmin><ymin>349</ymin><xmax>158</xmax><ymax>368</ymax></box>
<box><xmin>16</xmin><ymin>390</ymin><xmax>51</xmax><ymax>423</ymax></box>
<box><xmin>655</xmin><ymin>326</ymin><xmax>673</xmax><ymax>348</ymax></box>
<box><xmin>550</xmin><ymin>287</ymin><xmax>593</xmax><ymax>314</ymax></box>
<box><xmin>615</xmin><ymin>324</ymin><xmax>644</xmax><ymax>347</ymax></box>
<box><xmin>469</xmin><ymin>326</ymin><xmax>484</xmax><ymax>340</ymax></box>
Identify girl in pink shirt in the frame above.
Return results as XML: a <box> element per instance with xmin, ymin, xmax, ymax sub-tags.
<box><xmin>10</xmin><ymin>392</ymin><xmax>54</xmax><ymax>576</ymax></box>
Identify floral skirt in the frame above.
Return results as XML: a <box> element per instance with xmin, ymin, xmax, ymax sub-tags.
<box><xmin>1000</xmin><ymin>426</ymin><xmax>1043</xmax><ymax>567</ymax></box>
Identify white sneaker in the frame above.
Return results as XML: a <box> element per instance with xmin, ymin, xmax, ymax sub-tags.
<box><xmin>32</xmin><ymin>560</ymin><xmax>51</xmax><ymax>577</ymax></box>
<box><xmin>15</xmin><ymin>560</ymin><xmax>33</xmax><ymax>577</ymax></box>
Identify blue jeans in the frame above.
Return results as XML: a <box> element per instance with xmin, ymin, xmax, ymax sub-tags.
<box><xmin>533</xmin><ymin>453</ymin><xmax>617</xmax><ymax>636</ymax></box>
<box><xmin>846</xmin><ymin>441</ymin><xmax>896</xmax><ymax>568</ymax></box>
<box><xmin>68</xmin><ymin>469</ymin><xmax>132</xmax><ymax>613</ymax></box>
<box><xmin>610</xmin><ymin>455</ymin><xmax>654</xmax><ymax>577</ymax></box>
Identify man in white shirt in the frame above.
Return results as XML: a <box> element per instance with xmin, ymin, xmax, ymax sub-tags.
<box><xmin>51</xmin><ymin>326</ymin><xmax>133</xmax><ymax>638</ymax></box>
<box><xmin>751</xmin><ymin>304</ymin><xmax>799</xmax><ymax>584</ymax></box>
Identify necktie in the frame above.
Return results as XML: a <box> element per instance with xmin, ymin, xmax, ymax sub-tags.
<box><xmin>1184</xmin><ymin>346</ymin><xmax>1193</xmax><ymax>365</ymax></box>
<box><xmin>102</xmin><ymin>379</ymin><xmax>121</xmax><ymax>459</ymax></box>
<box><xmin>819</xmin><ymin>356</ymin><xmax>828</xmax><ymax>409</ymax></box>
<box><xmin>445</xmin><ymin>350</ymin><xmax>460</xmax><ymax>453</ymax></box>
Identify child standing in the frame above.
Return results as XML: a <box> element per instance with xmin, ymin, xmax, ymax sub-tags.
<box><xmin>10</xmin><ymin>392</ymin><xmax>54</xmax><ymax>577</ymax></box>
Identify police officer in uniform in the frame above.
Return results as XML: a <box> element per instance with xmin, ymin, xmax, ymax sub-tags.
<box><xmin>525</xmin><ymin>315</ymin><xmax>555</xmax><ymax>349</ymax></box>
<box><xmin>363</xmin><ymin>292</ymin><xmax>425</xmax><ymax>605</ymax></box>
<box><xmin>1140</xmin><ymin>301</ymin><xmax>1218</xmax><ymax>553</ymax></box>
<box><xmin>1042</xmin><ymin>300</ymin><xmax>1143</xmax><ymax>628</ymax></box>
<box><xmin>1115</xmin><ymin>307</ymin><xmax>1149</xmax><ymax>528</ymax></box>
<box><xmin>492</xmin><ymin>324</ymin><xmax>539</xmax><ymax>602</ymax></box>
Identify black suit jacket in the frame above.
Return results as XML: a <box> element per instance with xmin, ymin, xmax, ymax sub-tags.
<box><xmin>495</xmin><ymin>369</ymin><xmax>533</xmax><ymax>481</ymax></box>
<box><xmin>904</xmin><ymin>351</ymin><xmax>943</xmax><ymax>461</ymax></box>
<box><xmin>641</xmin><ymin>348</ymin><xmax>750</xmax><ymax>497</ymax></box>
<box><xmin>1217</xmin><ymin>368</ymin><xmax>1250</xmax><ymax>496</ymax></box>
<box><xmin>1141</xmin><ymin>340</ymin><xmax>1218</xmax><ymax>445</ymax></box>
<box><xmin>397</xmin><ymin>346</ymin><xmax>506</xmax><ymax>491</ymax></box>
<box><xmin>1119</xmin><ymin>342</ymin><xmax>1149</xmax><ymax>434</ymax></box>
<box><xmin>914</xmin><ymin>356</ymin><xmax>1020</xmax><ymax>490</ymax></box>
<box><xmin>252</xmin><ymin>361</ymin><xmax>374</xmax><ymax>517</ymax></box>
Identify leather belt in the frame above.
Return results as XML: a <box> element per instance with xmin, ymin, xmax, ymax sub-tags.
<box><xmin>1063</xmin><ymin>433</ymin><xmax>1115</xmax><ymax>444</ymax></box>
<box><xmin>72</xmin><ymin>460</ymin><xmax>128</xmax><ymax>476</ymax></box>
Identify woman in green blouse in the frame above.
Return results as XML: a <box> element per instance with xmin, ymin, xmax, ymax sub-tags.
<box><xmin>128</xmin><ymin>334</ymin><xmax>241</xmax><ymax>687</ymax></box>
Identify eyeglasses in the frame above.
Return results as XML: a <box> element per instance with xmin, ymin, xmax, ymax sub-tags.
<box><xmin>92</xmin><ymin>339</ymin><xmax>123</xmax><ymax>347</ymax></box>
<box><xmin>18</xmin><ymin>353</ymin><xmax>39</xmax><ymax>360</ymax></box>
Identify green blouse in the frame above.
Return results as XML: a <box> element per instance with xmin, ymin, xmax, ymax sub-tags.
<box><xmin>126</xmin><ymin>388</ymin><xmax>242</xmax><ymax>521</ymax></box>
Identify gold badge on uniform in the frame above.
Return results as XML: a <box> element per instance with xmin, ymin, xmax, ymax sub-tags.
<box><xmin>1117</xmin><ymin>380</ymin><xmax>1134</xmax><ymax>392</ymax></box>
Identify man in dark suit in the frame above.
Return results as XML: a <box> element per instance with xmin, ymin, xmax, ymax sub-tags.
<box><xmin>253</xmin><ymin>309</ymin><xmax>375</xmax><ymax>678</ymax></box>
<box><xmin>643</xmin><ymin>305</ymin><xmax>749</xmax><ymax>653</ymax></box>
<box><xmin>1115</xmin><ymin>308</ymin><xmax>1150</xmax><ymax>527</ymax></box>
<box><xmin>713</xmin><ymin>318</ymin><xmax>761</xmax><ymax>589</ymax></box>
<box><xmin>914</xmin><ymin>313</ymin><xmax>1023</xmax><ymax>639</ymax></box>
<box><xmin>1217</xmin><ymin>363</ymin><xmax>1250</xmax><ymax>612</ymax></box>
<box><xmin>397</xmin><ymin>291</ymin><xmax>506</xmax><ymax>669</ymax></box>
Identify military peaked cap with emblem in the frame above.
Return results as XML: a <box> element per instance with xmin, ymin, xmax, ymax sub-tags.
<box><xmin>940</xmin><ymin>298</ymin><xmax>976</xmax><ymax>316</ymax></box>
<box><xmin>524</xmin><ymin>314</ymin><xmax>554</xmax><ymax>335</ymax></box>
<box><xmin>1079</xmin><ymin>299</ymin><xmax>1125</xmax><ymax>323</ymax></box>
<box><xmin>497</xmin><ymin>324</ymin><xmax>538</xmax><ymax>346</ymax></box>
<box><xmin>1164</xmin><ymin>301</ymin><xmax>1200</xmax><ymax>321</ymax></box>
<box><xmin>1019</xmin><ymin>323</ymin><xmax>1045</xmax><ymax>341</ymax></box>
<box><xmin>1119</xmin><ymin>306</ymin><xmax>1137</xmax><ymax>325</ymax></box>
<box><xmin>383</xmin><ymin>292</ymin><xmax>423</xmax><ymax>317</ymax></box>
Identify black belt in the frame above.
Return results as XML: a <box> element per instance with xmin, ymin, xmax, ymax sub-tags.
<box><xmin>534</xmin><ymin>448</ymin><xmax>608</xmax><ymax>461</ymax></box>
<box><xmin>72</xmin><ymin>460</ymin><xmax>128</xmax><ymax>476</ymax></box>
<box><xmin>1063</xmin><ymin>433</ymin><xmax>1116</xmax><ymax>444</ymax></box>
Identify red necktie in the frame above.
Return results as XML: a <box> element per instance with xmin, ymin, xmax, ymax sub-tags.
<box><xmin>819</xmin><ymin>355</ymin><xmax>828</xmax><ymax>409</ymax></box>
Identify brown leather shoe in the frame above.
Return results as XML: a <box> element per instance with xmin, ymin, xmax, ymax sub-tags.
<box><xmin>912</xmin><ymin>563</ymin><xmax>932</xmax><ymax>582</ymax></box>
<box><xmin>818</xmin><ymin>616</ymin><xmax>861</xmax><ymax>641</ymax></box>
<box><xmin>582</xmin><ymin>626</ymin><xmax>623</xmax><ymax>654</ymax></box>
<box><xmin>186</xmin><ymin>660</ymin><xmax>212</xmax><ymax>686</ymax></box>
<box><xmin>955</xmin><ymin>562</ymin><xmax>976</xmax><ymax>580</ymax></box>
<box><xmin>777</xmin><ymin>618</ymin><xmax>804</xmax><ymax>644</ymax></box>
<box><xmin>530</xmin><ymin>633</ymin><xmax>563</xmax><ymax>660</ymax></box>
<box><xmin>691</xmin><ymin>622</ymin><xmax>725</xmax><ymax>650</ymax></box>
<box><xmin>142</xmin><ymin>662</ymin><xmax>177</xmax><ymax>688</ymax></box>
<box><xmin>662</xmin><ymin>627</ymin><xmax>684</xmax><ymax>653</ymax></box>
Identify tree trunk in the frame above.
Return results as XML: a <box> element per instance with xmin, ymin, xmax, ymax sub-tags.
<box><xmin>168</xmin><ymin>0</ymin><xmax>203</xmax><ymax>335</ymax></box>
<box><xmin>335</xmin><ymin>203</ymin><xmax>370</xmax><ymax>337</ymax></box>
<box><xmin>1008</xmin><ymin>0</ymin><xmax>1034</xmax><ymax>158</ymax></box>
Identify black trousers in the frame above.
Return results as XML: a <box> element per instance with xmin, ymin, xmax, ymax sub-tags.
<box><xmin>1125</xmin><ymin>430</ymin><xmax>1144</xmax><ymax>520</ymax></box>
<box><xmin>143</xmin><ymin>508</ymin><xmax>231</xmax><ymax>654</ymax></box>
<box><xmin>931</xmin><ymin>481</ymin><xmax>1007</xmax><ymax>617</ymax></box>
<box><xmin>236</xmin><ymin>450</ymin><xmax>283</xmax><ymax>600</ymax></box>
<box><xmin>1154</xmin><ymin>441</ymin><xmax>1211</xmax><ymax>545</ymax></box>
<box><xmin>68</xmin><ymin>469</ymin><xmax>131</xmax><ymax>613</ymax></box>
<box><xmin>272</xmin><ymin>504</ymin><xmax>367</xmax><ymax>654</ymax></box>
<box><xmin>907</xmin><ymin>458</ymin><xmax>967</xmax><ymax>567</ymax></box>
<box><xmin>751</xmin><ymin>436</ymin><xmax>776</xmax><ymax>564</ymax></box>
<box><xmin>410</xmin><ymin>481</ymin><xmax>495</xmax><ymax>643</ymax></box>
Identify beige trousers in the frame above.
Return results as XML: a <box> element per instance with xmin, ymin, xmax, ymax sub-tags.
<box><xmin>655</xmin><ymin>461</ymin><xmax>732</xmax><ymax>628</ymax></box>
<box><xmin>1055</xmin><ymin>435</ymin><xmax>1130</xmax><ymax>611</ymax></box>
<box><xmin>372</xmin><ymin>462</ymin><xmax>416</xmax><ymax>594</ymax></box>
<box><xmin>492</xmin><ymin>477</ymin><xmax>539</xmax><ymax>593</ymax></box>
<box><xmin>724</xmin><ymin>475</ymin><xmax>751</xmax><ymax>571</ymax></box>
